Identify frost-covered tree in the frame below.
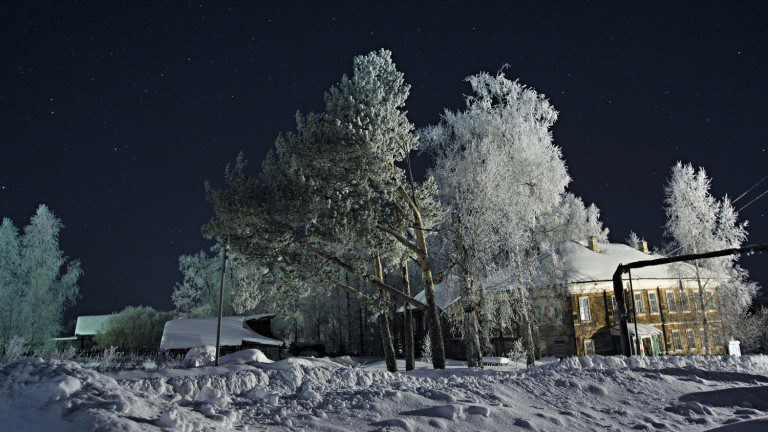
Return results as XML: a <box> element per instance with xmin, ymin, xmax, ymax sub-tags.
<box><xmin>171</xmin><ymin>245</ymin><xmax>239</xmax><ymax>318</ymax></box>
<box><xmin>0</xmin><ymin>205</ymin><xmax>82</xmax><ymax>352</ymax></box>
<box><xmin>0</xmin><ymin>218</ymin><xmax>23</xmax><ymax>343</ymax></box>
<box><xmin>663</xmin><ymin>162</ymin><xmax>754</xmax><ymax>353</ymax></box>
<box><xmin>95</xmin><ymin>306</ymin><xmax>174</xmax><ymax>350</ymax></box>
<box><xmin>204</xmin><ymin>50</ymin><xmax>446</xmax><ymax>369</ymax></box>
<box><xmin>423</xmin><ymin>71</ymin><xmax>606</xmax><ymax>366</ymax></box>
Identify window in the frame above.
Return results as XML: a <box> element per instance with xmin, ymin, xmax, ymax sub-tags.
<box><xmin>691</xmin><ymin>291</ymin><xmax>699</xmax><ymax>311</ymax></box>
<box><xmin>647</xmin><ymin>291</ymin><xmax>659</xmax><ymax>314</ymax></box>
<box><xmin>584</xmin><ymin>339</ymin><xmax>595</xmax><ymax>355</ymax></box>
<box><xmin>672</xmin><ymin>330</ymin><xmax>683</xmax><ymax>351</ymax></box>
<box><xmin>579</xmin><ymin>297</ymin><xmax>591</xmax><ymax>322</ymax></box>
<box><xmin>666</xmin><ymin>291</ymin><xmax>678</xmax><ymax>313</ymax></box>
<box><xmin>686</xmin><ymin>329</ymin><xmax>697</xmax><ymax>350</ymax></box>
<box><xmin>705</xmin><ymin>290</ymin><xmax>716</xmax><ymax>311</ymax></box>
<box><xmin>610</xmin><ymin>295</ymin><xmax>618</xmax><ymax>314</ymax></box>
<box><xmin>633</xmin><ymin>292</ymin><xmax>645</xmax><ymax>315</ymax></box>
<box><xmin>680</xmin><ymin>291</ymin><xmax>691</xmax><ymax>312</ymax></box>
<box><xmin>552</xmin><ymin>300</ymin><xmax>562</xmax><ymax>324</ymax></box>
<box><xmin>711</xmin><ymin>327</ymin><xmax>722</xmax><ymax>348</ymax></box>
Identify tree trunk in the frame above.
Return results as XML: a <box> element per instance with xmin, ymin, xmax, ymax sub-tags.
<box><xmin>461</xmin><ymin>297</ymin><xmax>483</xmax><ymax>367</ymax></box>
<box><xmin>346</xmin><ymin>290</ymin><xmax>352</xmax><ymax>354</ymax></box>
<box><xmin>451</xmin><ymin>212</ymin><xmax>483</xmax><ymax>368</ymax></box>
<box><xmin>373</xmin><ymin>251</ymin><xmax>398</xmax><ymax>372</ymax></box>
<box><xmin>396</xmin><ymin>187</ymin><xmax>445</xmax><ymax>369</ymax></box>
<box><xmin>378</xmin><ymin>311</ymin><xmax>398</xmax><ymax>372</ymax></box>
<box><xmin>401</xmin><ymin>262</ymin><xmax>415</xmax><ymax>371</ymax></box>
<box><xmin>521</xmin><ymin>311</ymin><xmax>536</xmax><ymax>366</ymax></box>
<box><xmin>694</xmin><ymin>257</ymin><xmax>711</xmax><ymax>354</ymax></box>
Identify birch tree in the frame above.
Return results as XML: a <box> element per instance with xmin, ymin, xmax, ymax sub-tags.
<box><xmin>423</xmin><ymin>71</ymin><xmax>604</xmax><ymax>365</ymax></box>
<box><xmin>663</xmin><ymin>162</ymin><xmax>754</xmax><ymax>353</ymax></box>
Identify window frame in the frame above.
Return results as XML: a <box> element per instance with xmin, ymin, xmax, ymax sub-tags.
<box><xmin>579</xmin><ymin>296</ymin><xmax>591</xmax><ymax>322</ymax></box>
<box><xmin>680</xmin><ymin>290</ymin><xmax>691</xmax><ymax>312</ymax></box>
<box><xmin>666</xmin><ymin>290</ymin><xmax>678</xmax><ymax>313</ymax></box>
<box><xmin>686</xmin><ymin>328</ymin><xmax>697</xmax><ymax>350</ymax></box>
<box><xmin>583</xmin><ymin>339</ymin><xmax>595</xmax><ymax>356</ymax></box>
<box><xmin>672</xmin><ymin>330</ymin><xmax>683</xmax><ymax>351</ymax></box>
<box><xmin>633</xmin><ymin>292</ymin><xmax>645</xmax><ymax>315</ymax></box>
<box><xmin>647</xmin><ymin>291</ymin><xmax>659</xmax><ymax>314</ymax></box>
<box><xmin>705</xmin><ymin>290</ymin><xmax>716</xmax><ymax>311</ymax></box>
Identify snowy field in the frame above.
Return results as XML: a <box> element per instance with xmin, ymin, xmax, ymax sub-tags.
<box><xmin>2</xmin><ymin>352</ymin><xmax>768</xmax><ymax>431</ymax></box>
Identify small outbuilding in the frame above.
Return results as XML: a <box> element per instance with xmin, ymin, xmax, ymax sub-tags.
<box><xmin>160</xmin><ymin>315</ymin><xmax>284</xmax><ymax>360</ymax></box>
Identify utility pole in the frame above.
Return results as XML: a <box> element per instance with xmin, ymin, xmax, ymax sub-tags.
<box><xmin>215</xmin><ymin>242</ymin><xmax>228</xmax><ymax>366</ymax></box>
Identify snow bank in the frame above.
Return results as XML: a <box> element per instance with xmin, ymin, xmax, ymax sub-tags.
<box><xmin>2</xmin><ymin>354</ymin><xmax>768</xmax><ymax>431</ymax></box>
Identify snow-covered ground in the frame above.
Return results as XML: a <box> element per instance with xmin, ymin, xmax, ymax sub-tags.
<box><xmin>2</xmin><ymin>351</ymin><xmax>768</xmax><ymax>431</ymax></box>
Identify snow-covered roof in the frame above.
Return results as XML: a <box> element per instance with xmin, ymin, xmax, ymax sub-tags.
<box><xmin>160</xmin><ymin>316</ymin><xmax>283</xmax><ymax>350</ymax></box>
<box><xmin>413</xmin><ymin>241</ymin><xmax>693</xmax><ymax>310</ymax></box>
<box><xmin>560</xmin><ymin>241</ymin><xmax>682</xmax><ymax>282</ymax></box>
<box><xmin>75</xmin><ymin>315</ymin><xmax>117</xmax><ymax>336</ymax></box>
<box><xmin>245</xmin><ymin>313</ymin><xmax>276</xmax><ymax>321</ymax></box>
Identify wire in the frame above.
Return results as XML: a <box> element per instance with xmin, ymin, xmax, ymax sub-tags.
<box><xmin>737</xmin><ymin>189</ymin><xmax>768</xmax><ymax>212</ymax></box>
<box><xmin>733</xmin><ymin>174</ymin><xmax>768</xmax><ymax>204</ymax></box>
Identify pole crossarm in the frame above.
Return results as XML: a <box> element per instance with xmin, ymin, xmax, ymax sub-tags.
<box><xmin>612</xmin><ymin>242</ymin><xmax>768</xmax><ymax>356</ymax></box>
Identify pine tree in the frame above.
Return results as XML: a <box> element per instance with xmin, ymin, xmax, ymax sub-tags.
<box><xmin>18</xmin><ymin>205</ymin><xmax>82</xmax><ymax>351</ymax></box>
<box><xmin>204</xmin><ymin>50</ymin><xmax>446</xmax><ymax>369</ymax></box>
<box><xmin>0</xmin><ymin>218</ymin><xmax>22</xmax><ymax>343</ymax></box>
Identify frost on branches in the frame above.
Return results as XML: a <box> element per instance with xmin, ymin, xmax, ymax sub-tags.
<box><xmin>422</xmin><ymin>71</ymin><xmax>607</xmax><ymax>367</ymax></box>
<box><xmin>204</xmin><ymin>50</ymin><xmax>446</xmax><ymax>370</ymax></box>
<box><xmin>0</xmin><ymin>205</ymin><xmax>82</xmax><ymax>352</ymax></box>
<box><xmin>663</xmin><ymin>162</ymin><xmax>757</xmax><ymax>353</ymax></box>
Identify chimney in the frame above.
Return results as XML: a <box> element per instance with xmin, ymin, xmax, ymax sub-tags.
<box><xmin>588</xmin><ymin>236</ymin><xmax>599</xmax><ymax>253</ymax></box>
<box><xmin>638</xmin><ymin>241</ymin><xmax>649</xmax><ymax>254</ymax></box>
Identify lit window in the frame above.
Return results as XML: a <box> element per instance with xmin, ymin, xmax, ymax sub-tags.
<box><xmin>686</xmin><ymin>329</ymin><xmax>697</xmax><ymax>350</ymax></box>
<box><xmin>634</xmin><ymin>292</ymin><xmax>645</xmax><ymax>315</ymax></box>
<box><xmin>672</xmin><ymin>330</ymin><xmax>683</xmax><ymax>351</ymax></box>
<box><xmin>680</xmin><ymin>291</ymin><xmax>691</xmax><ymax>312</ymax></box>
<box><xmin>647</xmin><ymin>292</ymin><xmax>659</xmax><ymax>314</ymax></box>
<box><xmin>666</xmin><ymin>291</ymin><xmax>678</xmax><ymax>313</ymax></box>
<box><xmin>579</xmin><ymin>297</ymin><xmax>591</xmax><ymax>322</ymax></box>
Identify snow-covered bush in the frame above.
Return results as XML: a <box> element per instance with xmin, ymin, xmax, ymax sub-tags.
<box><xmin>94</xmin><ymin>306</ymin><xmax>173</xmax><ymax>350</ymax></box>
<box><xmin>505</xmin><ymin>339</ymin><xmax>528</xmax><ymax>369</ymax></box>
<box><xmin>98</xmin><ymin>346</ymin><xmax>119</xmax><ymax>372</ymax></box>
<box><xmin>182</xmin><ymin>346</ymin><xmax>216</xmax><ymax>368</ymax></box>
<box><xmin>420</xmin><ymin>334</ymin><xmax>432</xmax><ymax>366</ymax></box>
<box><xmin>39</xmin><ymin>345</ymin><xmax>77</xmax><ymax>361</ymax></box>
<box><xmin>1</xmin><ymin>336</ymin><xmax>27</xmax><ymax>364</ymax></box>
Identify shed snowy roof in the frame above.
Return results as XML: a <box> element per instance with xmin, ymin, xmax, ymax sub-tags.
<box><xmin>75</xmin><ymin>315</ymin><xmax>117</xmax><ymax>336</ymax></box>
<box><xmin>160</xmin><ymin>316</ymin><xmax>283</xmax><ymax>350</ymax></box>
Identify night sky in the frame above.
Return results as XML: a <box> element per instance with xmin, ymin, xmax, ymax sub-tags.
<box><xmin>2</xmin><ymin>2</ymin><xmax>768</xmax><ymax>329</ymax></box>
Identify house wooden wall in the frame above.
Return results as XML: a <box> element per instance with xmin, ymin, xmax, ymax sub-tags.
<box><xmin>570</xmin><ymin>281</ymin><xmax>726</xmax><ymax>356</ymax></box>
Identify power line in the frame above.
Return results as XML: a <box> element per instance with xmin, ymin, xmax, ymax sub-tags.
<box><xmin>738</xmin><ymin>188</ymin><xmax>768</xmax><ymax>212</ymax></box>
<box><xmin>733</xmin><ymin>174</ymin><xmax>768</xmax><ymax>204</ymax></box>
